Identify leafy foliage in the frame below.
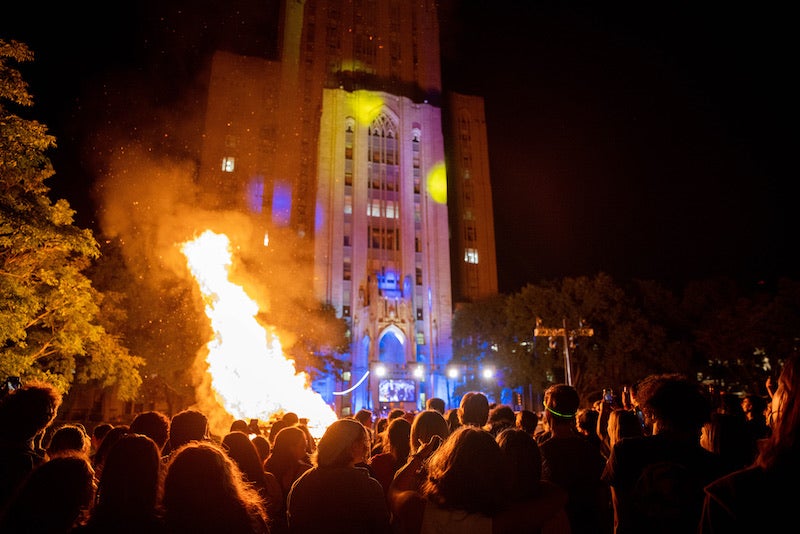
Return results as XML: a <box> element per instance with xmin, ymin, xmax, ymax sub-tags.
<box><xmin>0</xmin><ymin>40</ymin><xmax>143</xmax><ymax>398</ymax></box>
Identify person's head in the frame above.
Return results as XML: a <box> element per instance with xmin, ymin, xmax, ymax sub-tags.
<box><xmin>229</xmin><ymin>419</ymin><xmax>248</xmax><ymax>433</ymax></box>
<box><xmin>410</xmin><ymin>409</ymin><xmax>450</xmax><ymax>454</ymax></box>
<box><xmin>282</xmin><ymin>412</ymin><xmax>300</xmax><ymax>426</ymax></box>
<box><xmin>314</xmin><ymin>418</ymin><xmax>370</xmax><ymax>468</ymax></box>
<box><xmin>168</xmin><ymin>409</ymin><xmax>209</xmax><ymax>450</ymax></box>
<box><xmin>163</xmin><ymin>441</ymin><xmax>266</xmax><ymax>530</ymax></box>
<box><xmin>388</xmin><ymin>408</ymin><xmax>406</xmax><ymax>422</ymax></box>
<box><xmin>0</xmin><ymin>379</ymin><xmax>62</xmax><ymax>443</ymax></box>
<box><xmin>496</xmin><ymin>427</ymin><xmax>542</xmax><ymax>500</ymax></box>
<box><xmin>91</xmin><ymin>423</ymin><xmax>113</xmax><ymax>451</ymax></box>
<box><xmin>741</xmin><ymin>394</ymin><xmax>767</xmax><ymax>420</ymax></box>
<box><xmin>636</xmin><ymin>373</ymin><xmax>711</xmax><ymax>434</ymax></box>
<box><xmin>426</xmin><ymin>397</ymin><xmax>446</xmax><ymax>414</ymax></box>
<box><xmin>92</xmin><ymin>425</ymin><xmax>130</xmax><ymax>474</ymax></box>
<box><xmin>458</xmin><ymin>391</ymin><xmax>490</xmax><ymax>427</ymax></box>
<box><xmin>575</xmin><ymin>408</ymin><xmax>598</xmax><ymax>436</ymax></box>
<box><xmin>251</xmin><ymin>435</ymin><xmax>270</xmax><ymax>462</ymax></box>
<box><xmin>94</xmin><ymin>433</ymin><xmax>161</xmax><ymax>517</ymax></box>
<box><xmin>374</xmin><ymin>417</ymin><xmax>388</xmax><ymax>436</ymax></box>
<box><xmin>354</xmin><ymin>409</ymin><xmax>374</xmax><ymax>429</ymax></box>
<box><xmin>758</xmin><ymin>353</ymin><xmax>800</xmax><ymax>470</ymax></box>
<box><xmin>129</xmin><ymin>410</ymin><xmax>170</xmax><ymax>451</ymax></box>
<box><xmin>444</xmin><ymin>408</ymin><xmax>462</xmax><ymax>433</ymax></box>
<box><xmin>486</xmin><ymin>404</ymin><xmax>516</xmax><ymax>434</ymax></box>
<box><xmin>422</xmin><ymin>426</ymin><xmax>506</xmax><ymax>516</ymax></box>
<box><xmin>516</xmin><ymin>409</ymin><xmax>540</xmax><ymax>435</ymax></box>
<box><xmin>268</xmin><ymin>419</ymin><xmax>288</xmax><ymax>444</ymax></box>
<box><xmin>381</xmin><ymin>416</ymin><xmax>411</xmax><ymax>460</ymax></box>
<box><xmin>542</xmin><ymin>384</ymin><xmax>580</xmax><ymax>428</ymax></box>
<box><xmin>222</xmin><ymin>431</ymin><xmax>267</xmax><ymax>487</ymax></box>
<box><xmin>269</xmin><ymin>425</ymin><xmax>309</xmax><ymax>464</ymax></box>
<box><xmin>607</xmin><ymin>408</ymin><xmax>644</xmax><ymax>447</ymax></box>
<box><xmin>46</xmin><ymin>423</ymin><xmax>90</xmax><ymax>458</ymax></box>
<box><xmin>0</xmin><ymin>453</ymin><xmax>95</xmax><ymax>532</ymax></box>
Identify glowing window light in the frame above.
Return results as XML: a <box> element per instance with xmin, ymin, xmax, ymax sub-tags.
<box><xmin>221</xmin><ymin>157</ymin><xmax>235</xmax><ymax>172</ymax></box>
<box><xmin>413</xmin><ymin>365</ymin><xmax>425</xmax><ymax>378</ymax></box>
<box><xmin>464</xmin><ymin>248</ymin><xmax>479</xmax><ymax>264</ymax></box>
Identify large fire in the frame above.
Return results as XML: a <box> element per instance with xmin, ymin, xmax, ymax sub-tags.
<box><xmin>180</xmin><ymin>230</ymin><xmax>338</xmax><ymax>439</ymax></box>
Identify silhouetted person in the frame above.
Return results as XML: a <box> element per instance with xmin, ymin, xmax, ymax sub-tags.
<box><xmin>539</xmin><ymin>383</ymin><xmax>612</xmax><ymax>534</ymax></box>
<box><xmin>369</xmin><ymin>416</ymin><xmax>411</xmax><ymax>500</ymax></box>
<box><xmin>91</xmin><ymin>425</ymin><xmax>129</xmax><ymax>479</ymax></box>
<box><xmin>700</xmin><ymin>411</ymin><xmax>752</xmax><ymax>475</ymax></box>
<box><xmin>602</xmin><ymin>373</ymin><xmax>725</xmax><ymax>533</ymax></box>
<box><xmin>389</xmin><ymin>426</ymin><xmax>568</xmax><ymax>534</ymax></box>
<box><xmin>516</xmin><ymin>408</ymin><xmax>540</xmax><ymax>437</ymax></box>
<box><xmin>486</xmin><ymin>404</ymin><xmax>516</xmax><ymax>437</ymax></box>
<box><xmin>164</xmin><ymin>409</ymin><xmax>208</xmax><ymax>459</ymax></box>
<box><xmin>354</xmin><ymin>408</ymin><xmax>375</xmax><ymax>445</ymax></box>
<box><xmin>263</xmin><ymin>426</ymin><xmax>312</xmax><ymax>507</ymax></box>
<box><xmin>90</xmin><ymin>423</ymin><xmax>113</xmax><ymax>460</ymax></box>
<box><xmin>741</xmin><ymin>392</ymin><xmax>770</xmax><ymax>459</ymax></box>
<box><xmin>700</xmin><ymin>353</ymin><xmax>800</xmax><ymax>532</ymax></box>
<box><xmin>287</xmin><ymin>418</ymin><xmax>390</xmax><ymax>533</ymax></box>
<box><xmin>458</xmin><ymin>391</ymin><xmax>490</xmax><ymax>428</ymax></box>
<box><xmin>0</xmin><ymin>379</ymin><xmax>62</xmax><ymax>508</ymax></box>
<box><xmin>496</xmin><ymin>428</ymin><xmax>572</xmax><ymax>532</ymax></box>
<box><xmin>222</xmin><ymin>430</ymin><xmax>284</xmax><ymax>533</ymax></box>
<box><xmin>409</xmin><ymin>409</ymin><xmax>450</xmax><ymax>455</ymax></box>
<box><xmin>0</xmin><ymin>452</ymin><xmax>95</xmax><ymax>533</ymax></box>
<box><xmin>73</xmin><ymin>433</ymin><xmax>165</xmax><ymax>533</ymax></box>
<box><xmin>130</xmin><ymin>410</ymin><xmax>171</xmax><ymax>453</ymax></box>
<box><xmin>444</xmin><ymin>408</ymin><xmax>462</xmax><ymax>434</ymax></box>
<box><xmin>425</xmin><ymin>397</ymin><xmax>446</xmax><ymax>414</ymax></box>
<box><xmin>163</xmin><ymin>441</ymin><xmax>269</xmax><ymax>533</ymax></box>
<box><xmin>251</xmin><ymin>434</ymin><xmax>271</xmax><ymax>463</ymax></box>
<box><xmin>606</xmin><ymin>408</ymin><xmax>644</xmax><ymax>450</ymax></box>
<box><xmin>46</xmin><ymin>423</ymin><xmax>91</xmax><ymax>459</ymax></box>
<box><xmin>230</xmin><ymin>419</ymin><xmax>249</xmax><ymax>433</ymax></box>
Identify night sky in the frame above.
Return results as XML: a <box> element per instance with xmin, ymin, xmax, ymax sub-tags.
<box><xmin>2</xmin><ymin>2</ymin><xmax>795</xmax><ymax>294</ymax></box>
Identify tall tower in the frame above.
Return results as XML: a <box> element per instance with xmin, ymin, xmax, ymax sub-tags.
<box><xmin>197</xmin><ymin>0</ymin><xmax>496</xmax><ymax>415</ymax></box>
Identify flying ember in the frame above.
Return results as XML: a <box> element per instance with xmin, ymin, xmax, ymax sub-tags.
<box><xmin>180</xmin><ymin>230</ymin><xmax>338</xmax><ymax>438</ymax></box>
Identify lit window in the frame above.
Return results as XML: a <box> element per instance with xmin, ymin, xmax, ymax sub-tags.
<box><xmin>464</xmin><ymin>248</ymin><xmax>479</xmax><ymax>264</ymax></box>
<box><xmin>221</xmin><ymin>157</ymin><xmax>235</xmax><ymax>172</ymax></box>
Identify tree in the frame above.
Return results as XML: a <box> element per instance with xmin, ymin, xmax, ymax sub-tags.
<box><xmin>451</xmin><ymin>294</ymin><xmax>514</xmax><ymax>400</ymax></box>
<box><xmin>0</xmin><ymin>40</ymin><xmax>143</xmax><ymax>398</ymax></box>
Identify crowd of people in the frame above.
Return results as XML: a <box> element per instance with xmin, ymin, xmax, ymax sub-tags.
<box><xmin>0</xmin><ymin>353</ymin><xmax>797</xmax><ymax>533</ymax></box>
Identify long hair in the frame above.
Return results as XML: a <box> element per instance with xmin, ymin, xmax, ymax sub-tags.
<box><xmin>0</xmin><ymin>453</ymin><xmax>95</xmax><ymax>532</ymax></box>
<box><xmin>422</xmin><ymin>426</ymin><xmax>506</xmax><ymax>516</ymax></box>
<box><xmin>410</xmin><ymin>410</ymin><xmax>450</xmax><ymax>454</ymax></box>
<box><xmin>382</xmin><ymin>417</ymin><xmax>411</xmax><ymax>463</ymax></box>
<box><xmin>496</xmin><ymin>428</ymin><xmax>541</xmax><ymax>501</ymax></box>
<box><xmin>163</xmin><ymin>441</ymin><xmax>268</xmax><ymax>533</ymax></box>
<box><xmin>222</xmin><ymin>431</ymin><xmax>269</xmax><ymax>491</ymax></box>
<box><xmin>264</xmin><ymin>426</ymin><xmax>309</xmax><ymax>479</ymax></box>
<box><xmin>757</xmin><ymin>353</ymin><xmax>800</xmax><ymax>471</ymax></box>
<box><xmin>89</xmin><ymin>433</ymin><xmax>162</xmax><ymax>525</ymax></box>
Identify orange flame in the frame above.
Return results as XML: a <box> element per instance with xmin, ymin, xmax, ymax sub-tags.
<box><xmin>181</xmin><ymin>230</ymin><xmax>338</xmax><ymax>438</ymax></box>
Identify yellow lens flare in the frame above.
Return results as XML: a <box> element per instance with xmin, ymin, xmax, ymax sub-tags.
<box><xmin>181</xmin><ymin>230</ymin><xmax>338</xmax><ymax>439</ymax></box>
<box><xmin>427</xmin><ymin>161</ymin><xmax>447</xmax><ymax>204</ymax></box>
<box><xmin>353</xmin><ymin>91</ymin><xmax>384</xmax><ymax>125</ymax></box>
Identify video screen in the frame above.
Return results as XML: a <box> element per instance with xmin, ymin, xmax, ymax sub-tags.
<box><xmin>378</xmin><ymin>379</ymin><xmax>416</xmax><ymax>402</ymax></box>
